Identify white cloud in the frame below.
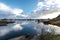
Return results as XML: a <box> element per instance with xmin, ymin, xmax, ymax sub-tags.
<box><xmin>0</xmin><ymin>3</ymin><xmax>23</xmax><ymax>16</ymax></box>
<box><xmin>45</xmin><ymin>0</ymin><xmax>55</xmax><ymax>5</ymax></box>
<box><xmin>0</xmin><ymin>3</ymin><xmax>11</xmax><ymax>12</ymax></box>
<box><xmin>37</xmin><ymin>2</ymin><xmax>45</xmax><ymax>7</ymax></box>
<box><xmin>21</xmin><ymin>14</ymin><xmax>29</xmax><ymax>18</ymax></box>
<box><xmin>45</xmin><ymin>0</ymin><xmax>60</xmax><ymax>8</ymax></box>
<box><xmin>0</xmin><ymin>2</ymin><xmax>29</xmax><ymax>19</ymax></box>
<box><xmin>12</xmin><ymin>8</ymin><xmax>23</xmax><ymax>16</ymax></box>
<box><xmin>33</xmin><ymin>0</ymin><xmax>60</xmax><ymax>19</ymax></box>
<box><xmin>37</xmin><ymin>0</ymin><xmax>56</xmax><ymax>10</ymax></box>
<box><xmin>39</xmin><ymin>12</ymin><xmax>60</xmax><ymax>19</ymax></box>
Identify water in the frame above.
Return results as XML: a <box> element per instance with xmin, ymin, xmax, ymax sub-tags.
<box><xmin>0</xmin><ymin>20</ymin><xmax>60</xmax><ymax>40</ymax></box>
<box><xmin>0</xmin><ymin>21</ymin><xmax>37</xmax><ymax>40</ymax></box>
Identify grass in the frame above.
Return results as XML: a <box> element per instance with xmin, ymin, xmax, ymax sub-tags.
<box><xmin>48</xmin><ymin>17</ymin><xmax>60</xmax><ymax>26</ymax></box>
<box><xmin>38</xmin><ymin>33</ymin><xmax>60</xmax><ymax>40</ymax></box>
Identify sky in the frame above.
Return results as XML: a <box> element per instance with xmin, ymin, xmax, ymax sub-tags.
<box><xmin>0</xmin><ymin>0</ymin><xmax>60</xmax><ymax>19</ymax></box>
<box><xmin>0</xmin><ymin>0</ymin><xmax>38</xmax><ymax>13</ymax></box>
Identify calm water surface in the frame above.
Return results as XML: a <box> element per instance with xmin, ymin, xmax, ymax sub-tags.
<box><xmin>0</xmin><ymin>21</ymin><xmax>37</xmax><ymax>40</ymax></box>
<box><xmin>0</xmin><ymin>20</ymin><xmax>59</xmax><ymax>40</ymax></box>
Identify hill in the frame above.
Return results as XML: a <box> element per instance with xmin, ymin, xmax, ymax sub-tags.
<box><xmin>48</xmin><ymin>15</ymin><xmax>60</xmax><ymax>26</ymax></box>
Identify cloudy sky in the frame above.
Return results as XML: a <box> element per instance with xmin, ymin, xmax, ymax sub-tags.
<box><xmin>0</xmin><ymin>0</ymin><xmax>60</xmax><ymax>19</ymax></box>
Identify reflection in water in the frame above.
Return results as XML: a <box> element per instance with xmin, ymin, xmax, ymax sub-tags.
<box><xmin>12</xmin><ymin>24</ymin><xmax>23</xmax><ymax>31</ymax></box>
<box><xmin>34</xmin><ymin>22</ymin><xmax>60</xmax><ymax>35</ymax></box>
<box><xmin>0</xmin><ymin>21</ymin><xmax>60</xmax><ymax>40</ymax></box>
<box><xmin>0</xmin><ymin>21</ymin><xmax>37</xmax><ymax>40</ymax></box>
